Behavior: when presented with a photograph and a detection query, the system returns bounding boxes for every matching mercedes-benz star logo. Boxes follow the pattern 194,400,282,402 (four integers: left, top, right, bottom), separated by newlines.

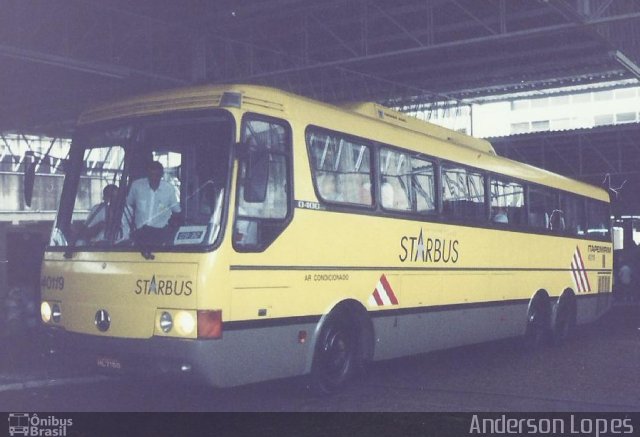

95,309,111,332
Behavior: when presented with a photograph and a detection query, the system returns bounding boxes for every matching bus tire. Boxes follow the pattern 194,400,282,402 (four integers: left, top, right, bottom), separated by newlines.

309,305,362,395
552,292,576,346
524,293,551,350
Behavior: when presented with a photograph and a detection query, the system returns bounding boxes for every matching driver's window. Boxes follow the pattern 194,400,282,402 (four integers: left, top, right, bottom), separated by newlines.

234,117,291,251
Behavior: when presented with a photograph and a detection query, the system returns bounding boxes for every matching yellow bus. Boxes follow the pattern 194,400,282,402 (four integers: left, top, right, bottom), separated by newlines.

39,85,612,392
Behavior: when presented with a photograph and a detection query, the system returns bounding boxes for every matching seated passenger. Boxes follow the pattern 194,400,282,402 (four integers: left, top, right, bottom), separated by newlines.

82,184,118,242
381,182,395,209
394,185,410,210
359,182,372,205
550,210,565,231
319,173,343,202
493,207,508,224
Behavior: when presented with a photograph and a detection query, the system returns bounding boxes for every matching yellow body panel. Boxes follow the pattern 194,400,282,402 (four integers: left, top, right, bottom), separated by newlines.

227,209,611,319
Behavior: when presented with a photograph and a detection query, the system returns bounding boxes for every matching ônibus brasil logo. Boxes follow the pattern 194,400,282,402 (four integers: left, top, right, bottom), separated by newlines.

8,413,73,437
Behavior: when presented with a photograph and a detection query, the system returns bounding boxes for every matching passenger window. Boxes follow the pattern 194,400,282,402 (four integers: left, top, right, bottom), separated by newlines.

234,118,291,251
490,178,525,225
561,194,586,236
586,199,611,240
442,165,485,221
379,147,435,213
307,129,372,206
528,187,558,230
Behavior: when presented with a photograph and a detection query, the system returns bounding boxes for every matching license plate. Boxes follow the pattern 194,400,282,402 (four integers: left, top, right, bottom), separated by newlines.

96,356,122,370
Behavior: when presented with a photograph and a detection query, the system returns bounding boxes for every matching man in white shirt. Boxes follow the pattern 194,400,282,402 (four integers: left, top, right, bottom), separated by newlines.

124,161,181,243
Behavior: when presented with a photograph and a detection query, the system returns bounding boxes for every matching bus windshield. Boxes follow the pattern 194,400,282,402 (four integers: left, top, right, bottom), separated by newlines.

50,110,234,250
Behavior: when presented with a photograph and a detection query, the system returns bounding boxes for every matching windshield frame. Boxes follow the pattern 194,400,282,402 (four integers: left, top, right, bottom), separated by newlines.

49,108,237,254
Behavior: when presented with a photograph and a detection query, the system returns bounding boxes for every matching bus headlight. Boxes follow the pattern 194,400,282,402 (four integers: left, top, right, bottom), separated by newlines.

175,311,196,336
159,311,173,333
155,309,198,338
51,303,62,323
41,302,52,323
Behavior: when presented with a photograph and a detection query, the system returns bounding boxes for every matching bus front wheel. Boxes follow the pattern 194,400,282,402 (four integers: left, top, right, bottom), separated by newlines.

309,306,361,394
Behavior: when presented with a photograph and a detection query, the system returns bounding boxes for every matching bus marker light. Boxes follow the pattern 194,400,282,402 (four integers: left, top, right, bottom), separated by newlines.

298,330,307,344
198,310,223,339
220,92,242,108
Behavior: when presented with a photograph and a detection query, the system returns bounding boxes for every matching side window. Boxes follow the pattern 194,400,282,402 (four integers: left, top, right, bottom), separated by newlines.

412,157,436,213
586,199,611,240
561,194,586,236
442,164,485,221
528,186,558,230
379,147,435,213
307,129,372,206
234,118,291,251
490,178,525,225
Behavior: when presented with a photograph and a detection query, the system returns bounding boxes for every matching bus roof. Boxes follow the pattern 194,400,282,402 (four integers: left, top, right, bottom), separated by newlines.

78,84,609,202
340,102,496,155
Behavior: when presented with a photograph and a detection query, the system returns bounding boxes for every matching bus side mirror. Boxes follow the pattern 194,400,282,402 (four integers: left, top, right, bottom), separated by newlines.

23,151,36,207
237,143,269,203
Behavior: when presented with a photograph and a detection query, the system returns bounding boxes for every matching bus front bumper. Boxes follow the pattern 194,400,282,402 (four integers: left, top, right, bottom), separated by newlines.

43,319,313,387
43,328,226,386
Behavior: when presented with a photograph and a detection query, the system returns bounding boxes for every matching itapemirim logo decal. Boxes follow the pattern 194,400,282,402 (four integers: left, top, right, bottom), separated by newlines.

8,413,73,436
571,246,591,293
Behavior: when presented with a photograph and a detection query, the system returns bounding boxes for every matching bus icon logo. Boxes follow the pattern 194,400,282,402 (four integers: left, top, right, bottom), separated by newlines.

95,309,111,332
8,413,29,436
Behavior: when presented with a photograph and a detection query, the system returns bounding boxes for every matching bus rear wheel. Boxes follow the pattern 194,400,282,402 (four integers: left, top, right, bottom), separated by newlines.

525,297,551,349
552,299,576,346
310,306,361,394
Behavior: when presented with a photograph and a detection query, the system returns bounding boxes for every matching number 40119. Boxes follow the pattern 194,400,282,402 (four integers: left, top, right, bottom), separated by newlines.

41,276,64,290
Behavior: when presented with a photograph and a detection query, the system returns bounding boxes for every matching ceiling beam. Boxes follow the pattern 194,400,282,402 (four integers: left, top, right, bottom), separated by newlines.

0,44,187,84
227,11,640,83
